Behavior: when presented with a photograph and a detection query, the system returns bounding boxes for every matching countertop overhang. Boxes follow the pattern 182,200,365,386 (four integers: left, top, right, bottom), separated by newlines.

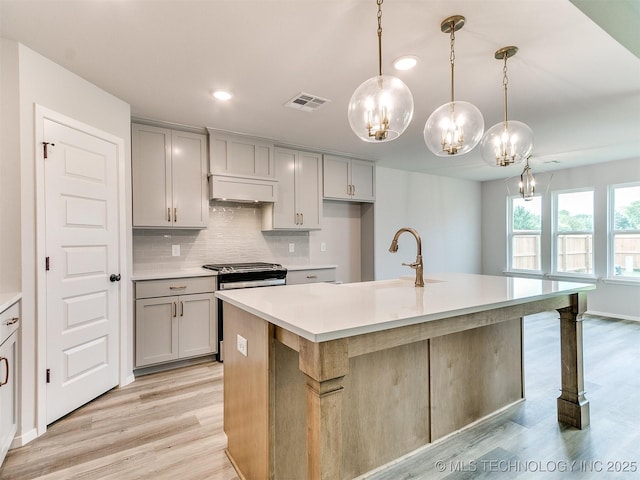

216,272,595,342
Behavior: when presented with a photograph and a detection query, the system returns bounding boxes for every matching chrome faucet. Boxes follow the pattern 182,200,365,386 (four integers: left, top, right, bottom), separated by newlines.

388,227,424,287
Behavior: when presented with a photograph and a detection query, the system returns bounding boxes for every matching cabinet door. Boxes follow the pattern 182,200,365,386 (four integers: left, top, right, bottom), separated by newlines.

351,160,375,202
178,293,217,358
171,130,208,228
135,297,179,367
209,132,274,178
323,155,351,200
132,124,172,227
0,332,17,465
296,152,322,229
273,148,298,228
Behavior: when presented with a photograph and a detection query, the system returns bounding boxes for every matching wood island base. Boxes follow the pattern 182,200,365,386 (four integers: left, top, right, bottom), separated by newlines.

222,291,590,480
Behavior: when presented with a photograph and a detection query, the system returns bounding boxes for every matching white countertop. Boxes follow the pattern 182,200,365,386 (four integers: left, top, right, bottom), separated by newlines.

0,292,22,313
132,268,217,281
216,272,595,342
284,264,337,271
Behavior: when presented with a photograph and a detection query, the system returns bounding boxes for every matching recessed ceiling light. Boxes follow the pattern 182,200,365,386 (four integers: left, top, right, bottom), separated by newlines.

393,56,418,71
213,90,233,101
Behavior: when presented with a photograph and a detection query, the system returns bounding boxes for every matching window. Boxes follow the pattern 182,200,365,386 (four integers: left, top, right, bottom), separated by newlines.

553,189,594,275
509,196,541,271
610,183,640,279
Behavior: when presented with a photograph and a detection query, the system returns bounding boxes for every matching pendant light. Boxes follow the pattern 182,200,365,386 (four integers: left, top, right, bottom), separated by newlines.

480,46,533,167
424,15,484,156
348,0,414,142
519,157,536,200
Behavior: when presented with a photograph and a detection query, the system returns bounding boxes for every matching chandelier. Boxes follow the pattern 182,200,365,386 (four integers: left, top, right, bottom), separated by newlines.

480,46,533,166
519,157,536,200
347,0,414,142
424,15,484,156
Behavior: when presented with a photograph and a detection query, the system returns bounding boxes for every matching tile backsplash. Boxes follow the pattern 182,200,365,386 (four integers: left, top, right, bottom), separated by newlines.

133,201,310,273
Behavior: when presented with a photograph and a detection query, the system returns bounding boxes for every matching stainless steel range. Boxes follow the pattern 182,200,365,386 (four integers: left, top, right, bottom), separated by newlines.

202,262,287,361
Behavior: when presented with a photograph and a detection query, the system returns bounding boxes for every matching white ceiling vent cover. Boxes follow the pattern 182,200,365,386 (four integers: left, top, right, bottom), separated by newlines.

284,92,331,112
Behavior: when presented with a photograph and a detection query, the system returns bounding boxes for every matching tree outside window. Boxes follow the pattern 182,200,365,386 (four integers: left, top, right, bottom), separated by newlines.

611,184,640,278
510,196,541,271
554,190,594,275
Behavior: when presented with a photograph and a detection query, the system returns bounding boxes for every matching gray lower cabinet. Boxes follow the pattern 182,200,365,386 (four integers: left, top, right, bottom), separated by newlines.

286,268,336,285
135,278,217,368
0,300,19,466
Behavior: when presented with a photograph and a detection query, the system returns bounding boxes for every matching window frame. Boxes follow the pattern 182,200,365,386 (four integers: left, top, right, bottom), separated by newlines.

551,188,596,278
507,194,542,274
608,182,640,282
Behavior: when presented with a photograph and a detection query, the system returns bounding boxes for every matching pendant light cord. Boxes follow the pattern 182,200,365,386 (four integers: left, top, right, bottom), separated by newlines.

377,0,383,76
450,20,456,103
502,54,509,125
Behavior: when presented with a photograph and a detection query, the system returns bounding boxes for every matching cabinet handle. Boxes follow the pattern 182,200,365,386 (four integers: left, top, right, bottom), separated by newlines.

4,317,19,326
174,207,177,222
168,207,171,222
348,184,352,195
180,301,184,317
169,285,187,290
306,275,318,279
295,213,299,225
300,213,304,225
172,301,177,317
352,184,355,195
0,357,8,387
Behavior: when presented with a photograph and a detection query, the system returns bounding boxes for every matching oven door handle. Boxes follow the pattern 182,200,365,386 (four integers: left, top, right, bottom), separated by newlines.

219,278,286,290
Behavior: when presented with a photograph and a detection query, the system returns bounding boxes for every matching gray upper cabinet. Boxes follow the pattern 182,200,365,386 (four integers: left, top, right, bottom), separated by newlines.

323,155,375,202
263,147,322,230
208,130,275,178
132,123,208,229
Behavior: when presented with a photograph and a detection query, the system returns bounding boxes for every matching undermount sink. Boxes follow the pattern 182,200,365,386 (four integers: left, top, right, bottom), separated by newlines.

400,276,445,284
343,277,445,288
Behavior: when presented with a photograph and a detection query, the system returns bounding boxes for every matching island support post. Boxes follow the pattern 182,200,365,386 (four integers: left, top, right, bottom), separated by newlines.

556,291,590,429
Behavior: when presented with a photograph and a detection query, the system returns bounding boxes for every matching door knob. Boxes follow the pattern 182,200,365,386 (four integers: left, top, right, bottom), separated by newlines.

110,274,121,282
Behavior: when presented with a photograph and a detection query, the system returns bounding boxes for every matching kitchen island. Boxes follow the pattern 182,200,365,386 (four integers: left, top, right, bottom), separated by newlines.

216,273,594,480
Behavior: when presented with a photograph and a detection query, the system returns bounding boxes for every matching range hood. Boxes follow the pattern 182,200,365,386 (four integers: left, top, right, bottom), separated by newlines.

207,128,278,203
208,173,278,203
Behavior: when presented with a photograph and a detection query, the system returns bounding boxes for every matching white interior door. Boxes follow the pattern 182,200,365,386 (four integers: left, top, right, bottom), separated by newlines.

44,118,120,424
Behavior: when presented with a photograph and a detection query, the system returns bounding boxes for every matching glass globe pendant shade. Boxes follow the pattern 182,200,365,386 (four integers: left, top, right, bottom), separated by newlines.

348,75,414,143
424,100,484,156
480,120,534,167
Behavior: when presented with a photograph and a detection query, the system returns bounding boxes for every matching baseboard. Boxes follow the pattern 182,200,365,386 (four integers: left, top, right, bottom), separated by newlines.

586,310,640,322
121,373,135,387
11,427,38,449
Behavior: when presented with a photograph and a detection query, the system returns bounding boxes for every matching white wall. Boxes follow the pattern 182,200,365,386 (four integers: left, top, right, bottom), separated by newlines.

374,167,482,280
481,157,640,320
0,39,21,292
1,40,131,444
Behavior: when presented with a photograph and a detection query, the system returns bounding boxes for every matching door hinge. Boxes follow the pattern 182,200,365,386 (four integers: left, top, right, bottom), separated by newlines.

45,256,50,271
42,141,55,159
46,369,51,383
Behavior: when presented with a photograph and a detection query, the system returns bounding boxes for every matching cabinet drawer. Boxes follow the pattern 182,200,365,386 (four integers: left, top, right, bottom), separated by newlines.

135,277,217,299
0,302,20,346
286,268,336,285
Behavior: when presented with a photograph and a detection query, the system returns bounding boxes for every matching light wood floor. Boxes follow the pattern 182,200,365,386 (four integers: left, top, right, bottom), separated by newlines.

1,313,638,479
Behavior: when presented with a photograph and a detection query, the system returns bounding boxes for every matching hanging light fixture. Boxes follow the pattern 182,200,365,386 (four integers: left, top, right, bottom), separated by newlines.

480,46,533,167
519,157,536,200
424,15,484,156
348,0,414,142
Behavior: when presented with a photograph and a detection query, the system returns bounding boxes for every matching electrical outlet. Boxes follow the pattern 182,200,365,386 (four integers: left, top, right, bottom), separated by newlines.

237,334,248,357
171,244,180,256
320,242,327,252
288,243,295,253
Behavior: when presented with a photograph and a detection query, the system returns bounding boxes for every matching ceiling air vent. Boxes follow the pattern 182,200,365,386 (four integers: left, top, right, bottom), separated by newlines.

284,92,331,112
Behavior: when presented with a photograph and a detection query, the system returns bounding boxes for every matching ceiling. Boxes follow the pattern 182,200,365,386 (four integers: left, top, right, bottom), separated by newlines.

1,0,639,181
